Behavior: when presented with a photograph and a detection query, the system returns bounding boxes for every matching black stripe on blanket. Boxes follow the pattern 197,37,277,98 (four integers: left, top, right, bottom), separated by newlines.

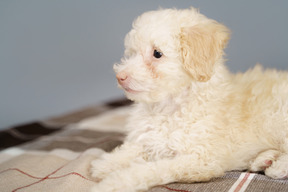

0,122,62,150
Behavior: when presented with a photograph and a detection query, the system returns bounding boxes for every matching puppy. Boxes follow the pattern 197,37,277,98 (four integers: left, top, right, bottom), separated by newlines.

90,8,288,192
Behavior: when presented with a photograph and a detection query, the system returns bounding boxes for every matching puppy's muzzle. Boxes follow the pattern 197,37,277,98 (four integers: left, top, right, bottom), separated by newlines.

116,71,129,87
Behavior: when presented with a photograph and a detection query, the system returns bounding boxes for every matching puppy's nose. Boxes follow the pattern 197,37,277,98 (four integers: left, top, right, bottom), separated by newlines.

116,72,128,83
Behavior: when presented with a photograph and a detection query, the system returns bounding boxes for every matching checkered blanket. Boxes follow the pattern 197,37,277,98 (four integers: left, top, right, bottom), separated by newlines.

1,99,288,192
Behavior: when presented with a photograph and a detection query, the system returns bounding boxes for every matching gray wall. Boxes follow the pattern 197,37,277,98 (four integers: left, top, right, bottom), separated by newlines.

1,0,287,129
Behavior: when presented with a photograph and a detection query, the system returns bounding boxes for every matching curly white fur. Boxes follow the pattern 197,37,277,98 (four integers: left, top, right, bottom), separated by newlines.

90,8,288,192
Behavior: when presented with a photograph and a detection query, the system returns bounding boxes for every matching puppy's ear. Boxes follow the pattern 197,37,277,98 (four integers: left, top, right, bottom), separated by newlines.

180,21,230,82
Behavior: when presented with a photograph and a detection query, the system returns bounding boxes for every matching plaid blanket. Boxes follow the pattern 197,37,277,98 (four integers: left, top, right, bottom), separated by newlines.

1,99,288,192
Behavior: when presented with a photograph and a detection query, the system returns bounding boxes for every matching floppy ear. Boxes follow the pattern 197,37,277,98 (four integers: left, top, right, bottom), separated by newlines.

180,21,230,82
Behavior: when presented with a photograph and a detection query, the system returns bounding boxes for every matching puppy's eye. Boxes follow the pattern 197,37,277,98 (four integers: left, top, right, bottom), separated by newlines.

153,50,163,59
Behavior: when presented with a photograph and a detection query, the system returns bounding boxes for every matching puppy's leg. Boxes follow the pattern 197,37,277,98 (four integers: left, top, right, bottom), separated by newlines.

91,154,225,192
265,153,288,179
249,149,281,172
90,143,144,181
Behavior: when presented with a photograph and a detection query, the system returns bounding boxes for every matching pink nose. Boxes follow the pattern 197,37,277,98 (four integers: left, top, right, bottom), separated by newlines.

116,72,128,84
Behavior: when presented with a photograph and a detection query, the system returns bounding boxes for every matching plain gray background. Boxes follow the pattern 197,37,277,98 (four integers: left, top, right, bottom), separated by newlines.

0,0,287,130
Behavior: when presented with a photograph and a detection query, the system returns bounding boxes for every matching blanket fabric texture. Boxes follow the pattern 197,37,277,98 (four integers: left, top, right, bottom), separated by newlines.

1,99,288,192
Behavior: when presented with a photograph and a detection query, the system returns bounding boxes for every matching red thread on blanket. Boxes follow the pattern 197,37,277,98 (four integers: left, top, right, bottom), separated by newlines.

12,176,48,192
10,168,93,191
0,168,42,179
13,165,61,191
0,167,92,182
160,185,191,192
49,172,93,181
4,152,94,192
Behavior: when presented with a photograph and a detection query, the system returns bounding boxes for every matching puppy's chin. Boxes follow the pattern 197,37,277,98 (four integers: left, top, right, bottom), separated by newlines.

124,90,151,103
123,89,169,104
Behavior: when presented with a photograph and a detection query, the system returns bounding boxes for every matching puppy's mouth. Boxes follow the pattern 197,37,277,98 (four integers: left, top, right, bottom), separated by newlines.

123,86,143,94
118,83,143,94
124,87,142,94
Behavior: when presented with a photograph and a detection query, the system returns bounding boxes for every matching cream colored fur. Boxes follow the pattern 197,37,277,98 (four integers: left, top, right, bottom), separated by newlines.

90,8,288,192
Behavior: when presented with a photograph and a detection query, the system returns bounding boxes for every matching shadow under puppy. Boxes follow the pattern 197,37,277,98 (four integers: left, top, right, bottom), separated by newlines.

90,7,288,192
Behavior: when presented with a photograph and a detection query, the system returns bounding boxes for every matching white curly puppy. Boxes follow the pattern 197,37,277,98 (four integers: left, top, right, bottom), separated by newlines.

91,8,288,192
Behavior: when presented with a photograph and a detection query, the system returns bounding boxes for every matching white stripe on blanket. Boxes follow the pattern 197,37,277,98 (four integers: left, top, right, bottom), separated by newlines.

229,172,256,192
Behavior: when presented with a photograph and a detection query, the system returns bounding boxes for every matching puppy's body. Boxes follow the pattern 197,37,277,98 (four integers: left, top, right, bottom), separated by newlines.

91,8,288,192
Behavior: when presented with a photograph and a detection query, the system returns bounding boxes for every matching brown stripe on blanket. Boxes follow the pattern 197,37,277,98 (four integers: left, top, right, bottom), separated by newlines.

45,98,132,127
246,174,288,192
19,129,125,152
149,172,288,192
150,171,242,192
1,98,131,151
39,138,123,152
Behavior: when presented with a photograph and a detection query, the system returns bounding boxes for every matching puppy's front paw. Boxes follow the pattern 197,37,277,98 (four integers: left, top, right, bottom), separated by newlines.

265,154,288,179
90,159,113,181
249,150,280,172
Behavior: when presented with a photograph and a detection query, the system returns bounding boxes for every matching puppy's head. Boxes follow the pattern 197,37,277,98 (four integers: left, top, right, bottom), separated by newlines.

114,8,230,103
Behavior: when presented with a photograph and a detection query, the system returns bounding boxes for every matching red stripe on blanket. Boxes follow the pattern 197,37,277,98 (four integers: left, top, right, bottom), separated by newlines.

233,172,250,192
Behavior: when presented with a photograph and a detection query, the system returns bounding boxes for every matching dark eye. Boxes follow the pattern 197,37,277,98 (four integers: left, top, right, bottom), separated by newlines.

153,50,163,59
